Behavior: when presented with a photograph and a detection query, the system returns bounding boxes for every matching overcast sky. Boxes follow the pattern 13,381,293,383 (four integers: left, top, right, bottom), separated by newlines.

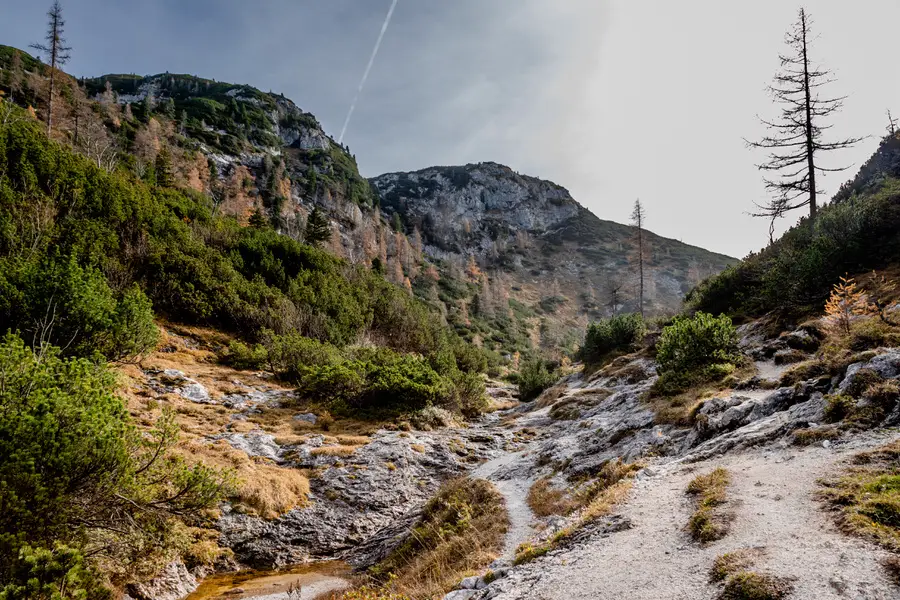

2,0,898,258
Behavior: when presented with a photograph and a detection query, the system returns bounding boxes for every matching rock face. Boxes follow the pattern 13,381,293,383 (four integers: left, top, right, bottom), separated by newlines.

373,163,579,256
218,428,507,569
127,561,198,600
370,163,736,316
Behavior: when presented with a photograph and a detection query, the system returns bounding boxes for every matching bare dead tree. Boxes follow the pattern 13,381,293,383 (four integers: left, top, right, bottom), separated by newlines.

631,199,646,317
887,109,897,137
78,113,119,172
31,1,72,135
747,8,861,241
0,93,23,128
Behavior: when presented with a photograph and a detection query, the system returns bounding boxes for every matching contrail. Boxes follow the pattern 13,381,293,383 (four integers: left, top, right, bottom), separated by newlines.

337,0,399,145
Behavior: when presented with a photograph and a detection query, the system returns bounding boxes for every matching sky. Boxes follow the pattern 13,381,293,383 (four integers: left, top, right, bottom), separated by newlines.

2,0,899,259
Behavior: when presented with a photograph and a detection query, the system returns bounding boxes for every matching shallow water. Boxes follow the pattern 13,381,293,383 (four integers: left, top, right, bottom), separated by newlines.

184,561,351,600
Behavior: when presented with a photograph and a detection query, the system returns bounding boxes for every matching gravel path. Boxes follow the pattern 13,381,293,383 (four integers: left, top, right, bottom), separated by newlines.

492,433,899,600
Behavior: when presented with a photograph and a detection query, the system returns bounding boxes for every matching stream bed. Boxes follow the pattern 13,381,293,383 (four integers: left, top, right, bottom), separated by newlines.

184,562,351,600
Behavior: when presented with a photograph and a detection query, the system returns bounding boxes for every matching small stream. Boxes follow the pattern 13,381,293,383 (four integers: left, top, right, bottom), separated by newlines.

184,562,351,600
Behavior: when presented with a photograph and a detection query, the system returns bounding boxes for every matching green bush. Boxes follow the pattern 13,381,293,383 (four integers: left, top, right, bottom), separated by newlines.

518,357,558,402
226,339,268,370
260,330,343,380
299,348,455,418
0,333,232,595
0,544,110,600
453,371,489,417
581,313,646,364
0,256,158,362
656,312,739,374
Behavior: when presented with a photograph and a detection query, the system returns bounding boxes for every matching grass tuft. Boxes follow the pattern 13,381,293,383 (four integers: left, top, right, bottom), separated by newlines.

820,440,900,553
792,426,840,446
367,478,508,599
514,462,638,565
717,572,793,600
687,468,732,543
710,548,763,583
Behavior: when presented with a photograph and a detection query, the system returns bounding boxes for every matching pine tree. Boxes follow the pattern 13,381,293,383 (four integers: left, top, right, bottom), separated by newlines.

748,8,861,239
155,148,174,188
31,0,71,134
160,97,176,119
631,199,647,317
248,207,268,228
304,207,331,248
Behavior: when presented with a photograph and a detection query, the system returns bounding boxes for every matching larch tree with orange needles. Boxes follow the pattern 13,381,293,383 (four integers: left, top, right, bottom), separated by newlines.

824,276,874,336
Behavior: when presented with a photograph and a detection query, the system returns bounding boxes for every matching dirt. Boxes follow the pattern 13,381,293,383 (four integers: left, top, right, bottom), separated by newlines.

492,432,900,600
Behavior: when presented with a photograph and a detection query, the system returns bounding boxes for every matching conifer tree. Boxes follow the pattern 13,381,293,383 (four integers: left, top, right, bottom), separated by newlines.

31,0,71,134
631,199,647,317
305,207,331,248
748,8,861,239
155,147,174,188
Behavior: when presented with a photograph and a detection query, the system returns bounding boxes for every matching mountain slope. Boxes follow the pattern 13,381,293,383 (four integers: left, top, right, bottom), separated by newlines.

689,133,900,322
0,43,735,357
372,163,736,321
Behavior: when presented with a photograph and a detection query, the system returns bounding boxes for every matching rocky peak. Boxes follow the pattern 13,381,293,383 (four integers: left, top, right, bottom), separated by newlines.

372,162,578,256
371,162,736,317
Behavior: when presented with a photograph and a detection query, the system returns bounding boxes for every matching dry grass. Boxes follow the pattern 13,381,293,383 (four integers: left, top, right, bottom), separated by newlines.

527,459,641,519
534,384,567,409
820,440,900,553
331,589,411,600
515,460,640,565
410,444,426,453
792,425,841,446
548,397,581,420
527,478,576,517
710,548,765,583
687,468,732,543
114,326,311,521
515,480,633,565
717,572,793,600
484,398,520,413
335,435,372,446
369,478,508,600
177,439,309,519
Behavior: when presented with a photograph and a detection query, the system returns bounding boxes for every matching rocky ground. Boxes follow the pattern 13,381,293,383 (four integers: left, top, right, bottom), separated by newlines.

130,323,900,600
440,325,900,600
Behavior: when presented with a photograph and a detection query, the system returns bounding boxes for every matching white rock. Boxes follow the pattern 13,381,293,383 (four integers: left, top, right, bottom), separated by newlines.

444,591,478,600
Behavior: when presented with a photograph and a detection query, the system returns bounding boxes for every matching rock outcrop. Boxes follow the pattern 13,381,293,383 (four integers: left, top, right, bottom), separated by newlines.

370,163,736,317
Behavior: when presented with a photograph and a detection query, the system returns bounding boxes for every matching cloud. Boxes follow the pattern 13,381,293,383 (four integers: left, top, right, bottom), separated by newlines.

3,0,899,258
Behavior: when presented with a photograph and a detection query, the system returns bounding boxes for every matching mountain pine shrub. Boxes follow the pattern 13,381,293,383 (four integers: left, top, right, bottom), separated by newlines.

580,313,646,365
653,312,740,396
0,333,232,596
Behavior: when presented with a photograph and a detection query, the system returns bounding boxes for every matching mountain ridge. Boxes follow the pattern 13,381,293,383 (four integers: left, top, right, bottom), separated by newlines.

0,43,735,354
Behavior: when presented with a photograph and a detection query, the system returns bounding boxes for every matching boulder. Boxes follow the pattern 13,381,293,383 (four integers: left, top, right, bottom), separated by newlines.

127,561,198,600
